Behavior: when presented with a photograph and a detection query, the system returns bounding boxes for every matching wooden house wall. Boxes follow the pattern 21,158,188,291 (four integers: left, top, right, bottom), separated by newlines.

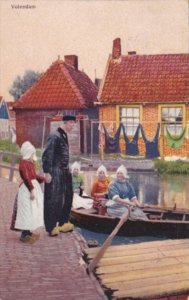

82,107,99,154
15,110,54,148
0,119,10,139
99,105,189,158
15,110,80,154
15,108,98,155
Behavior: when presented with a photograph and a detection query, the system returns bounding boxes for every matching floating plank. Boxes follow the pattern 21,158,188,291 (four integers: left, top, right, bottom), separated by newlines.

84,239,189,256
105,273,189,292
99,263,189,284
114,280,189,299
86,241,189,260
91,248,189,267
96,254,189,275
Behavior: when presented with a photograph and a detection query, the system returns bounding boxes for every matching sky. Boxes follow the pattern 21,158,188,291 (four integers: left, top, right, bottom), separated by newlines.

0,0,189,101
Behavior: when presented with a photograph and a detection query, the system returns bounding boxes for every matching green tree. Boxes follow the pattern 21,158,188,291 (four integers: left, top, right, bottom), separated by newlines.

9,70,42,100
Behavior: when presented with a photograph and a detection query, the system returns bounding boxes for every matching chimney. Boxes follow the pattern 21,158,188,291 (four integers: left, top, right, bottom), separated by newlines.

112,38,121,59
128,51,136,55
95,78,101,88
64,55,78,70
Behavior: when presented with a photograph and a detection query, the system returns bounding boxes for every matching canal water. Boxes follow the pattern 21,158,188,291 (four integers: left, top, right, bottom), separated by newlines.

79,171,189,246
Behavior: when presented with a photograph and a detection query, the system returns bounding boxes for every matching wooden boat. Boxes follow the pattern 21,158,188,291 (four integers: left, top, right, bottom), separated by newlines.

71,206,189,238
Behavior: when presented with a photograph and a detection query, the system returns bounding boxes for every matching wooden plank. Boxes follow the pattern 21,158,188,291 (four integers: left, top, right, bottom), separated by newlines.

87,239,189,299
86,241,189,259
90,248,189,267
107,273,189,294
84,239,189,255
99,264,189,284
114,280,189,299
96,254,189,275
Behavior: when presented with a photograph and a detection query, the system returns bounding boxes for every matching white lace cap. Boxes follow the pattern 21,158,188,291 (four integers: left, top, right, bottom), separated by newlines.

20,141,37,161
71,161,81,173
116,164,129,178
96,164,108,177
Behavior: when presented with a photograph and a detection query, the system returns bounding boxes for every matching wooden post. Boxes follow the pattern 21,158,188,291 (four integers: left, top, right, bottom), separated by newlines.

161,123,164,159
9,153,19,182
41,116,47,152
90,121,93,161
83,118,87,155
99,132,104,161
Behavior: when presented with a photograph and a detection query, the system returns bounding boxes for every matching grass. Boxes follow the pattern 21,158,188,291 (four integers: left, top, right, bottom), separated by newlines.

154,159,189,175
0,139,20,163
0,139,43,165
0,139,20,153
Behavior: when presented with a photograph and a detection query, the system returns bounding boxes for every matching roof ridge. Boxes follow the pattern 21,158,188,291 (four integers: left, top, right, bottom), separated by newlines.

121,53,189,58
59,61,85,107
98,54,112,101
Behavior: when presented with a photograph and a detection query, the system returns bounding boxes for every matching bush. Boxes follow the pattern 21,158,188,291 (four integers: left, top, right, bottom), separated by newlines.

154,159,189,174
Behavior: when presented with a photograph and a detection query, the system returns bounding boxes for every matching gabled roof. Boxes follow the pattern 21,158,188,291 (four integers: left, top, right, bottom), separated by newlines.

13,59,98,110
0,98,9,119
7,102,15,119
98,52,189,104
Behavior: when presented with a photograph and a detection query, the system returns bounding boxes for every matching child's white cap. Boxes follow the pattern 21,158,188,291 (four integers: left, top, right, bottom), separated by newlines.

71,161,81,173
20,141,37,161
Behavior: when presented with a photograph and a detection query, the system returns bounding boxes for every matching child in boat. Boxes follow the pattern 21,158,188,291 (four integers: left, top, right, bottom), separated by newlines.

91,165,110,214
71,161,93,209
14,141,45,243
106,165,147,220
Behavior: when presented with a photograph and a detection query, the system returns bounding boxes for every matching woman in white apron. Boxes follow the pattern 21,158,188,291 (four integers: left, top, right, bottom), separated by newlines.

15,141,44,243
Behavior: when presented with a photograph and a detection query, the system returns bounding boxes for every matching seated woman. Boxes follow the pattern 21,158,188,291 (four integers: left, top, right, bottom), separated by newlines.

106,165,148,220
71,161,93,209
91,165,110,214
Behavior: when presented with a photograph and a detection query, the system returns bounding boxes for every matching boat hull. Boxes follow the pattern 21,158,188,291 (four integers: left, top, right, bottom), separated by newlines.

71,208,189,238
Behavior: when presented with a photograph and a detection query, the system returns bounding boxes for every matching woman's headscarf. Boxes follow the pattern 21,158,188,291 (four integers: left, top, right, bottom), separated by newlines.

96,164,108,177
116,164,129,178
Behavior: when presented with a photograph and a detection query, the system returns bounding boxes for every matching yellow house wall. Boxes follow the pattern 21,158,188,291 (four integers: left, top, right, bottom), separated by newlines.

99,104,189,158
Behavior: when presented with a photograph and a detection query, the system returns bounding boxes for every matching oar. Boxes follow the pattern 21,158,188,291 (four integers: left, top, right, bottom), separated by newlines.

87,208,130,273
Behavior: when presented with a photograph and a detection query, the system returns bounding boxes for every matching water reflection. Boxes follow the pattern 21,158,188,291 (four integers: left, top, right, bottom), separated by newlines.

76,226,167,246
83,171,189,210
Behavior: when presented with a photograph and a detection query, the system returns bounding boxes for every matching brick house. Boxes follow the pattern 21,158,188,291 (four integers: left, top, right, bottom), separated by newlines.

97,38,189,158
13,56,98,154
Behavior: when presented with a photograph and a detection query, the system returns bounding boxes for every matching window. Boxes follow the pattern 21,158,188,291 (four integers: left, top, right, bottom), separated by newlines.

161,106,183,135
119,107,140,136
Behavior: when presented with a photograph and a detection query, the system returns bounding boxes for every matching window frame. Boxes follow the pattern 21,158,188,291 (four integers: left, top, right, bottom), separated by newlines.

116,105,142,137
158,104,185,136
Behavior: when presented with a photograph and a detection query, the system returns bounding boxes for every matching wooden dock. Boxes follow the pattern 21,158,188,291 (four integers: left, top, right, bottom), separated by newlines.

84,239,189,299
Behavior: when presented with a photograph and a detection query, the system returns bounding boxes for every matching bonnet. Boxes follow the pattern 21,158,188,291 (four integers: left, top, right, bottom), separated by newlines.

20,141,37,161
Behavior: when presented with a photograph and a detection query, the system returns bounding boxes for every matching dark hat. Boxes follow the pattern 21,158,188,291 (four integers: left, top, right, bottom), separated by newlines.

62,115,76,121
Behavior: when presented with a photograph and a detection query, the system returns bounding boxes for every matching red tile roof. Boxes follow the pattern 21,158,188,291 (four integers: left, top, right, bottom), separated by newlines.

98,53,189,104
13,60,98,109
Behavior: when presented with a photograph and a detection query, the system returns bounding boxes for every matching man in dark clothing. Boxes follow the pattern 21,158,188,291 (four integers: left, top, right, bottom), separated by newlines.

42,115,76,236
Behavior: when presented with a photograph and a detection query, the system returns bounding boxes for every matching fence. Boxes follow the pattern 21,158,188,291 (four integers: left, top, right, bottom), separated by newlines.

0,151,20,181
